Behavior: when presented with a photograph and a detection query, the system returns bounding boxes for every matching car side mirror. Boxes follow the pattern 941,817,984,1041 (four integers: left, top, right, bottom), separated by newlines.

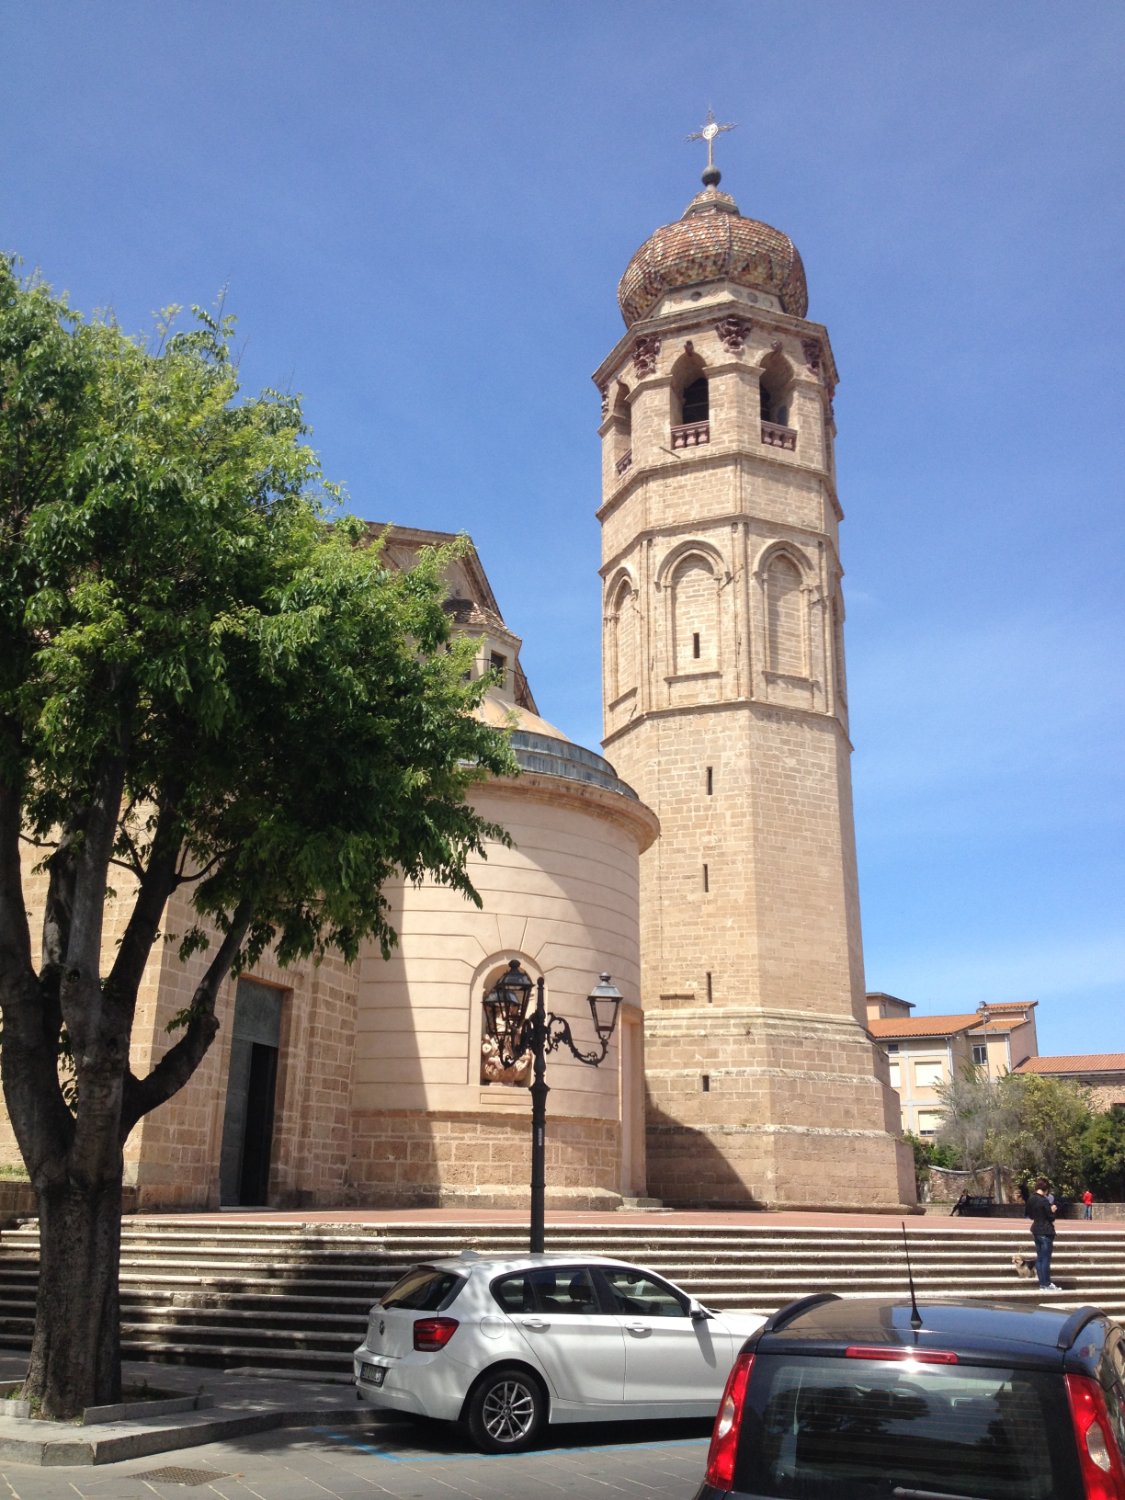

688,1299,712,1321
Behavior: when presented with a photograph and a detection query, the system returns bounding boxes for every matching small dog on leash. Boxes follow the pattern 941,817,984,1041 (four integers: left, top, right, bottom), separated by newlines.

1012,1253,1035,1279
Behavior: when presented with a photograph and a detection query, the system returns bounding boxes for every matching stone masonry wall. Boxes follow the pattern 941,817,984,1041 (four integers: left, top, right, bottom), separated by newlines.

347,1108,620,1209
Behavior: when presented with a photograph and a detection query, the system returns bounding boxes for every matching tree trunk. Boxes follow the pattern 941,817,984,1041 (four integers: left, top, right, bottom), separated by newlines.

22,1171,123,1418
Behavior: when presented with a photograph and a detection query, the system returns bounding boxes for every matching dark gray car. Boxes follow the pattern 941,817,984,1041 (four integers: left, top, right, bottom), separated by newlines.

694,1293,1125,1499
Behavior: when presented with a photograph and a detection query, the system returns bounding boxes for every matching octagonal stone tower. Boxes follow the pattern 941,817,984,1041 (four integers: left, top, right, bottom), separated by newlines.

594,160,914,1209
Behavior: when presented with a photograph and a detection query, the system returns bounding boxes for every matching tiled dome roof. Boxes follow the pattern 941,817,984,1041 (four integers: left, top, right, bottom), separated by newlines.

618,179,807,326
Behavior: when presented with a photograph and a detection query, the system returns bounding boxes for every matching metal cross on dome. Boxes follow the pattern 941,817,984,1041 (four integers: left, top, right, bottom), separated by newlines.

686,108,737,170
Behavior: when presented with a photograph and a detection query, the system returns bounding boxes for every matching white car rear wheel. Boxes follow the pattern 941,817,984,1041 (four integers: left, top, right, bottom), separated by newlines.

466,1366,546,1453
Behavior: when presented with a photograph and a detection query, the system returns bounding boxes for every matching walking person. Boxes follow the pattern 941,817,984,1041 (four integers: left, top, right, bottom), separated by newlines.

1083,1188,1094,1221
1027,1177,1060,1291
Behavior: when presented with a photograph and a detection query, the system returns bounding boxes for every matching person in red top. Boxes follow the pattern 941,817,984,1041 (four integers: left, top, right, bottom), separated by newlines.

1083,1188,1094,1220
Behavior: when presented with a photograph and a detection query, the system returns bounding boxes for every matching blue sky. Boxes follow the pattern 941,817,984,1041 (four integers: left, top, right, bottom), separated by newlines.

5,1,1122,1057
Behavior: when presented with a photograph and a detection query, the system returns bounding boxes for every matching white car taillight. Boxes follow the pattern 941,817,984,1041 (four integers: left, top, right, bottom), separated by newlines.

413,1317,459,1352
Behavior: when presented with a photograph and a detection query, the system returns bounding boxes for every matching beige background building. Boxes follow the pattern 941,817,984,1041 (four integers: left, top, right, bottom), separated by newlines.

867,994,1039,1136
1014,1054,1125,1112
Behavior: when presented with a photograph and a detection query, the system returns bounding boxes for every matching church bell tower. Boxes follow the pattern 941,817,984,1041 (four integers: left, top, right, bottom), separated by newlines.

594,123,914,1209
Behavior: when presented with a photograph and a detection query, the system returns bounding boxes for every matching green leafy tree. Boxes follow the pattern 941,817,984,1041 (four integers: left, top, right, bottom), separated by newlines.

0,258,516,1417
1078,1104,1125,1202
988,1074,1093,1193
937,1063,1093,1193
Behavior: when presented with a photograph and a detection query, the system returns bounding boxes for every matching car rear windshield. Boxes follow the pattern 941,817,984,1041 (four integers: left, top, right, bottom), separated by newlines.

379,1267,464,1313
734,1353,1082,1499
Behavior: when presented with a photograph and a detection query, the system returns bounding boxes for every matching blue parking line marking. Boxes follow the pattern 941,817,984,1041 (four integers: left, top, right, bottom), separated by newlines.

315,1426,708,1462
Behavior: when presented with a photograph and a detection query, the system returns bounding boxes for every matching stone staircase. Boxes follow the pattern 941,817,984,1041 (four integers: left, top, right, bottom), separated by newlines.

0,1217,1121,1376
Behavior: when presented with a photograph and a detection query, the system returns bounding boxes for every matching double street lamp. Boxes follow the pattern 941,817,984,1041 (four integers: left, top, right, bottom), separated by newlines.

482,960,622,1254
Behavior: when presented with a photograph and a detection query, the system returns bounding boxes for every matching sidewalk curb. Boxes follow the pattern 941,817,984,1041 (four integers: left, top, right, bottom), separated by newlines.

0,1400,370,1467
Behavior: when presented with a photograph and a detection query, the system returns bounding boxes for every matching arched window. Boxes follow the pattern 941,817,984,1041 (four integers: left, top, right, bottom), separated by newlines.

670,553,719,675
759,350,794,430
609,577,637,701
670,351,710,447
765,554,805,676
611,382,633,475
681,376,709,425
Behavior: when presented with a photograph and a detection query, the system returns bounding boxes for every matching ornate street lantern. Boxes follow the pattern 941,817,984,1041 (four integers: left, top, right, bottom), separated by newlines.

480,960,624,1252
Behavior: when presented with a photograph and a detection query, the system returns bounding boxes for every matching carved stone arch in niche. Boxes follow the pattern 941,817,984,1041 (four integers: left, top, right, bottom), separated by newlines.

755,543,811,679
606,568,639,703
659,544,722,677
656,537,726,589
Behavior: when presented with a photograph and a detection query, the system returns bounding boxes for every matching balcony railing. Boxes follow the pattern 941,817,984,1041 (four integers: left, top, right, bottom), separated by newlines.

761,421,797,451
671,420,710,450
615,449,633,476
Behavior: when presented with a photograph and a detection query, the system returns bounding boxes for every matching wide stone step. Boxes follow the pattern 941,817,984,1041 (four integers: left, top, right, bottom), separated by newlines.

1,1217,1121,1376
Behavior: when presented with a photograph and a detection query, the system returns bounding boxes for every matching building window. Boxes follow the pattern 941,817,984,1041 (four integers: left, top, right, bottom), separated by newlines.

914,1060,943,1088
972,1044,988,1068
917,1110,944,1137
681,376,709,425
759,349,794,428
886,1043,899,1054
888,1062,901,1089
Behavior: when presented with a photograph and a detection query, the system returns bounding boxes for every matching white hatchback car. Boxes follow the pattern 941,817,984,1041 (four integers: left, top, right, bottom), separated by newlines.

353,1251,765,1452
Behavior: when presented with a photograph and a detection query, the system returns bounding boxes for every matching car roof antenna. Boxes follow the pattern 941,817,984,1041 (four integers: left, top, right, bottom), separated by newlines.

901,1221,923,1331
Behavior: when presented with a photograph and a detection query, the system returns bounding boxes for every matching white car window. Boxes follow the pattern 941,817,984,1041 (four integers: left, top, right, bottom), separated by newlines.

491,1273,535,1314
599,1268,687,1318
518,1265,599,1315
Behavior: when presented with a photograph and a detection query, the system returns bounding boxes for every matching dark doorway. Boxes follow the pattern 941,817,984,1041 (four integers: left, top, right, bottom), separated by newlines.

219,980,283,1206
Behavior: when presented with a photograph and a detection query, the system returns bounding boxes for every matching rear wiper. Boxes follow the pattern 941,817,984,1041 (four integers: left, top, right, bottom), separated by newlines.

893,1490,991,1499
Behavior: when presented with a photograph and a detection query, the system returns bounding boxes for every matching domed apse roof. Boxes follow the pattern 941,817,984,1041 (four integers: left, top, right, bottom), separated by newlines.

618,166,808,327
476,700,641,799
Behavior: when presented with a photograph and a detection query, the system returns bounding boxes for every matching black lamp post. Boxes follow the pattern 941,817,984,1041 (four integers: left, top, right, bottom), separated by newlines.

482,960,622,1254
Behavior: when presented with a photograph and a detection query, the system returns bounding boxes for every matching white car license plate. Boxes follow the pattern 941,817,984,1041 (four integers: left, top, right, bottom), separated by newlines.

361,1362,385,1387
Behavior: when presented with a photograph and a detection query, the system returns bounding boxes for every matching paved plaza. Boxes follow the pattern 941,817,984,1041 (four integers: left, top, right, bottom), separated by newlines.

0,1411,711,1499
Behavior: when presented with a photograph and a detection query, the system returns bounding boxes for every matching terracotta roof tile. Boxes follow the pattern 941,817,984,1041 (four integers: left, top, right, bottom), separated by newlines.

1014,1054,1125,1075
868,1015,978,1039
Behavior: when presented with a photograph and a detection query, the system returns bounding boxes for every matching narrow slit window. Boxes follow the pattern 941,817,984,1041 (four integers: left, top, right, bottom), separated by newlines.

706,766,713,795
706,971,713,1003
692,632,701,659
702,864,709,892
701,1074,711,1093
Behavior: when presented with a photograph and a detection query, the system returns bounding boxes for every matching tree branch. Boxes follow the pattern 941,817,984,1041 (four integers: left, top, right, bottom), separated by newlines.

120,895,254,1134
105,795,185,1021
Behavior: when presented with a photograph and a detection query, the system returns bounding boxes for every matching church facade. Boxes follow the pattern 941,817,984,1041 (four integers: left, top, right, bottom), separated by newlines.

1,154,914,1214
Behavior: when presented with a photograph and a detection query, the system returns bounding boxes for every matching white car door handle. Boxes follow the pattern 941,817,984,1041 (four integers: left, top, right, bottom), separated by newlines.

625,1323,650,1336
519,1317,549,1331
